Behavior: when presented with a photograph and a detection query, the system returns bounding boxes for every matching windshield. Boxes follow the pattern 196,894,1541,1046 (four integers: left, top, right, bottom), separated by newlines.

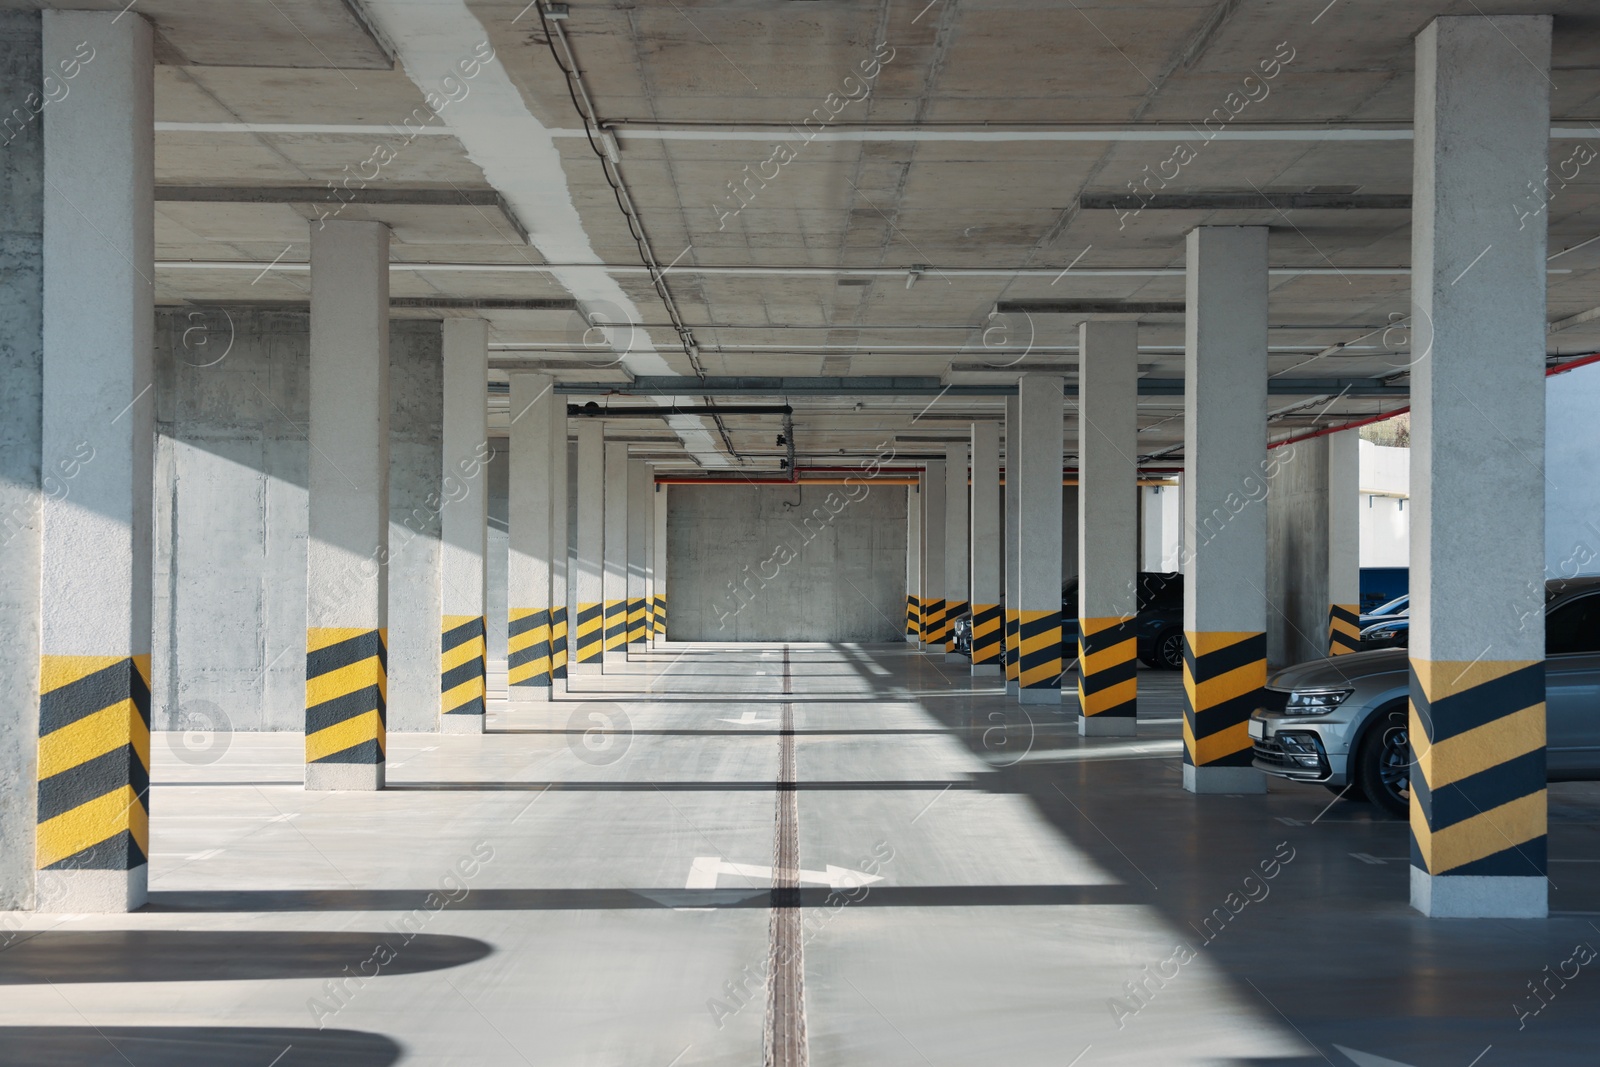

1368,595,1408,616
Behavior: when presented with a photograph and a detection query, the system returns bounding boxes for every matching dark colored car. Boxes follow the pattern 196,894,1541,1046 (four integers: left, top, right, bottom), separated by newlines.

1359,613,1409,649
1360,593,1409,629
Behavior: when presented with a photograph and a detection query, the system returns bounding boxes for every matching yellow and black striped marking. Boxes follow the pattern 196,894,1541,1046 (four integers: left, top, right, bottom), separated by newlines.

508,608,552,688
652,594,667,635
37,655,150,871
575,601,605,663
920,598,947,646
970,603,1003,665
626,597,648,645
1411,659,1545,879
603,599,627,652
905,594,921,636
441,615,486,717
306,628,386,766
550,606,569,679
644,595,657,634
1018,609,1063,690
1328,603,1361,656
943,600,969,653
1182,631,1264,768
1005,609,1020,682
1078,616,1137,720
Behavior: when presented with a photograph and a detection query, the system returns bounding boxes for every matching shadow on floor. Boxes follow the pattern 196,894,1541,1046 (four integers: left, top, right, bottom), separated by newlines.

0,1027,401,1067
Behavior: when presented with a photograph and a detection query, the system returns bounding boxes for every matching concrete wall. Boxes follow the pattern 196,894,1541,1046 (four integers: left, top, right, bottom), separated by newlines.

1266,437,1330,668
668,482,906,641
486,438,508,697
152,309,443,731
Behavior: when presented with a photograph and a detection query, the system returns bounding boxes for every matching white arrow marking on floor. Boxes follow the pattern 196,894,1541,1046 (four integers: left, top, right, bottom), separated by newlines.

1334,1046,1421,1067
717,711,776,725
686,857,883,890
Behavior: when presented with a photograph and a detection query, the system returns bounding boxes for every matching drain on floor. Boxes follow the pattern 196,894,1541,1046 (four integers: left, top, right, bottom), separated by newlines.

764,644,807,1066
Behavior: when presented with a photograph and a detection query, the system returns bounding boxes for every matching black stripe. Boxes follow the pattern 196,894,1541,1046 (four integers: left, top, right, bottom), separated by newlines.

1079,620,1137,655
39,660,137,737
310,738,383,765
38,744,148,823
441,658,485,692
1416,834,1547,878
971,604,1004,626
1329,604,1360,626
1019,611,1064,639
1181,633,1265,681
306,631,384,680
576,604,604,624
507,641,552,670
1413,663,1544,745
444,696,486,717
43,828,146,871
1085,696,1138,718
1415,747,1545,830
442,616,485,651
1185,690,1260,734
306,686,385,735
1018,646,1062,673
508,610,549,639
1080,656,1137,694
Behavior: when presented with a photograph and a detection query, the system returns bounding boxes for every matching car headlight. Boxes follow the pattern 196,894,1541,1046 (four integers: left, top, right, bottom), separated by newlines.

1364,628,1398,640
1284,688,1353,714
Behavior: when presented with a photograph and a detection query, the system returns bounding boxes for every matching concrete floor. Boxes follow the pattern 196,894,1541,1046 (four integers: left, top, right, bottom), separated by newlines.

4,643,1599,1066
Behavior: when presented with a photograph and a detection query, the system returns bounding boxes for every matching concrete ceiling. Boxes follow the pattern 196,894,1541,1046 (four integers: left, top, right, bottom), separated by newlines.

40,0,1600,469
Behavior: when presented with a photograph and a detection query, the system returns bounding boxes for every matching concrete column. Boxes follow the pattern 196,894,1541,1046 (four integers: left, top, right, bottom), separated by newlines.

603,440,629,666
1409,15,1551,919
970,423,1002,674
1327,431,1361,656
438,320,488,733
1004,397,1021,695
305,221,389,791
904,482,922,643
1078,321,1139,735
572,422,604,671
1017,376,1064,704
944,443,971,660
31,11,153,910
919,460,946,650
549,412,569,687
507,373,554,703
1182,226,1269,794
386,322,443,732
626,461,650,650
652,482,669,642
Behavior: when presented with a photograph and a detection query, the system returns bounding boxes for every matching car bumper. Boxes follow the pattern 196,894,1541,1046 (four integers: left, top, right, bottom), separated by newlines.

1248,708,1355,786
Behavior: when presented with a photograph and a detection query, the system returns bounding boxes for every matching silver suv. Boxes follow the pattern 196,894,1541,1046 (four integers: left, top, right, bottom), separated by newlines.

1249,577,1600,816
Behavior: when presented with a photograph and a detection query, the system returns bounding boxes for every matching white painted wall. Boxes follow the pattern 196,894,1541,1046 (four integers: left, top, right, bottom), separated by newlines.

1359,440,1410,568
1547,360,1600,579
1140,482,1183,571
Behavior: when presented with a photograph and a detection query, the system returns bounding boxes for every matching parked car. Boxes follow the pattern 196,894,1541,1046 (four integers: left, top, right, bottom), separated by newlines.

949,582,1074,657
950,572,1183,670
1359,613,1408,649
1360,593,1409,629
1250,577,1600,817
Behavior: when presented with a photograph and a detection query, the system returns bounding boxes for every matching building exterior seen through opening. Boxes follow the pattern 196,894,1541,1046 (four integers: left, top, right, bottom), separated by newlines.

2,2,1600,1064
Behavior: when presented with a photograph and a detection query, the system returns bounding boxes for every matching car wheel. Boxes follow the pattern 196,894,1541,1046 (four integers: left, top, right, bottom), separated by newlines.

1156,631,1184,671
1357,706,1410,818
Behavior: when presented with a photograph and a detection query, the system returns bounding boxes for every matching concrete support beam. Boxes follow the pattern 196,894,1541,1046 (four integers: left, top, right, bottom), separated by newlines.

970,424,1002,675
603,441,629,667
507,373,554,703
1004,397,1021,696
1182,226,1269,794
1077,321,1139,736
626,460,650,650
920,460,947,651
944,442,970,662
386,323,443,732
1409,15,1551,919
905,481,922,643
439,320,489,732
33,11,154,909
550,415,569,686
306,219,389,792
1017,375,1064,705
652,482,668,642
1327,431,1361,657
572,423,603,672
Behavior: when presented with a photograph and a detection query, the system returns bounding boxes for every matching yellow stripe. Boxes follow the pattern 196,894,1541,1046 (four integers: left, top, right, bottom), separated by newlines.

1191,720,1252,765
1080,677,1137,715
1411,788,1547,874
40,654,128,696
1080,636,1135,675
442,636,485,672
1416,702,1546,790
507,661,547,684
1020,660,1061,687
507,624,549,655
1019,629,1059,656
38,700,146,779
1414,657,1540,703
306,709,385,763
1186,630,1261,657
36,784,147,870
307,657,386,708
442,676,485,708
1186,657,1267,712
308,627,372,654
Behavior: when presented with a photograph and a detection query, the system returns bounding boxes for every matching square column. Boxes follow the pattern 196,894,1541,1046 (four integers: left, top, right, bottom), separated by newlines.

550,413,570,686
306,220,390,791
1182,226,1269,794
507,373,554,703
572,422,604,672
1004,397,1021,695
1017,375,1064,705
944,442,970,661
602,440,629,667
439,319,489,733
652,483,668,642
35,10,154,909
970,423,1002,675
1327,431,1361,656
1077,321,1139,736
919,460,946,650
1409,15,1551,919
905,481,922,643
626,460,650,650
